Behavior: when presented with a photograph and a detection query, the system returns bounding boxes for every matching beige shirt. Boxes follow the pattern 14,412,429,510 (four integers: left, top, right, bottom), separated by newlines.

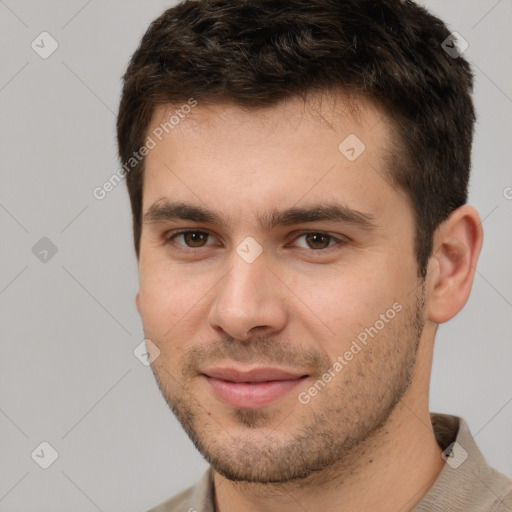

148,414,512,512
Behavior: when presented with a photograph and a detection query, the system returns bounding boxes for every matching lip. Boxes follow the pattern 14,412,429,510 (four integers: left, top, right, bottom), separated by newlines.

203,367,309,408
204,367,307,383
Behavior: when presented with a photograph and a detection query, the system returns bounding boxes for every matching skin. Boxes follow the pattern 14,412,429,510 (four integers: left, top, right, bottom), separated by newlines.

136,92,483,512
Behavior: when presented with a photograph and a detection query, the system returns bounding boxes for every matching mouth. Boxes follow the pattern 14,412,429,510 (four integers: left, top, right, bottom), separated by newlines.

202,367,309,408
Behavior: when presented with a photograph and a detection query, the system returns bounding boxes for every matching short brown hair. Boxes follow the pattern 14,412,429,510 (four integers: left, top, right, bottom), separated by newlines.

117,0,475,278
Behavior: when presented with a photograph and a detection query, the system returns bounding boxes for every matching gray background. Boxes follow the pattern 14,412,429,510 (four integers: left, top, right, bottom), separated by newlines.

0,1,510,511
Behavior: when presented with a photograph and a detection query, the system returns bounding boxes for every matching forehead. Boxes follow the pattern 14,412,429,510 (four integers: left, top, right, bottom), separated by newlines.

148,92,386,146
141,93,408,225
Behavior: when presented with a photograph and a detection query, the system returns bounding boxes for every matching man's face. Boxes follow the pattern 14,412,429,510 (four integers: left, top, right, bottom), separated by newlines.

137,94,427,483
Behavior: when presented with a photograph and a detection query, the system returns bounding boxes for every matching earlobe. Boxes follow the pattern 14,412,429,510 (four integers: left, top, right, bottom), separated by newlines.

426,205,483,324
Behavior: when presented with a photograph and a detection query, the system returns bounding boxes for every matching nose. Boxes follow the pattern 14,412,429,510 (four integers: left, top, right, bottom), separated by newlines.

207,249,288,341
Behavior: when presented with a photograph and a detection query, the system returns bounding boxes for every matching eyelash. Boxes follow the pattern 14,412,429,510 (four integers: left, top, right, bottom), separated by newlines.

164,229,348,253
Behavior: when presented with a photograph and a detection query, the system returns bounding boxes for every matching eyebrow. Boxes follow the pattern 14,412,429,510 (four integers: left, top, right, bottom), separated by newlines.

143,200,377,231
143,201,227,227
260,204,376,231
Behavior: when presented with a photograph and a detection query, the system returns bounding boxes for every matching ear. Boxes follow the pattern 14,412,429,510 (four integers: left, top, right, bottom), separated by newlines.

425,205,483,324
135,291,142,316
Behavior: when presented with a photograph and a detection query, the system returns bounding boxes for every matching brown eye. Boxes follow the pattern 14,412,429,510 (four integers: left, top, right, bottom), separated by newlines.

304,232,332,249
172,230,210,247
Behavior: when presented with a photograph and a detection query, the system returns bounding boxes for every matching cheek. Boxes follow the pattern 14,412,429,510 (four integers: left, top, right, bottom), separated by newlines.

137,259,215,344
137,264,183,332
289,263,405,349
137,281,191,367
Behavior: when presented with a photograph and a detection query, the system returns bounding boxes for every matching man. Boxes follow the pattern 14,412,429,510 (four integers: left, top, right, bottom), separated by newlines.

116,0,512,510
